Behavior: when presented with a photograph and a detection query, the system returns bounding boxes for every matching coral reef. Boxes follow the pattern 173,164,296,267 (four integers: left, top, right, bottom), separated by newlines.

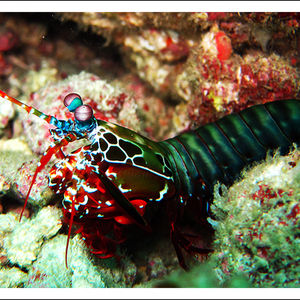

25,235,136,288
60,14,300,89
60,12,300,135
3,206,62,268
119,73,174,140
209,149,300,287
0,12,299,288
170,26,299,132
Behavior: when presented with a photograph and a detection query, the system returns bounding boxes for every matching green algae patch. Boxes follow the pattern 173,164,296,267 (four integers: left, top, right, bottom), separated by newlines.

154,261,251,288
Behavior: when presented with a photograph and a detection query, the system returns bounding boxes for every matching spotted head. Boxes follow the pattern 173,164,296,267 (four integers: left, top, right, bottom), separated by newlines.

49,92,177,227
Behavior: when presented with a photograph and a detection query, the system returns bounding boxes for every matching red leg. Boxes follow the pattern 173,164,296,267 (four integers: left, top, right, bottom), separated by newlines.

19,132,79,221
170,222,213,270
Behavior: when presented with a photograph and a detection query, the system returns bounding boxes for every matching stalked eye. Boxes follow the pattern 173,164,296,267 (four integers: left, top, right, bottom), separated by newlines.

64,93,83,112
74,105,94,122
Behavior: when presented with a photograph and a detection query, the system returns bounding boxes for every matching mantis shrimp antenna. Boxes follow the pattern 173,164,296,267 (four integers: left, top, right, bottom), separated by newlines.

0,90,82,221
0,90,55,124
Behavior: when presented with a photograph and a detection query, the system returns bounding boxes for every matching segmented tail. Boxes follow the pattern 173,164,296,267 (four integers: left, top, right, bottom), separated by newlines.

161,99,300,201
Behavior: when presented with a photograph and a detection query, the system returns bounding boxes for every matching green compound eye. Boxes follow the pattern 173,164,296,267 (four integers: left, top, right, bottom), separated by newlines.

64,93,83,112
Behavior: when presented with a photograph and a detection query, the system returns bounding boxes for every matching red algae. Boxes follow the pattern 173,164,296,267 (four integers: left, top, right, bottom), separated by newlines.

215,31,232,61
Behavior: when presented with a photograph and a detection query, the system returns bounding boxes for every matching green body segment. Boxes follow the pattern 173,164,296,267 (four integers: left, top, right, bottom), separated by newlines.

264,100,300,143
94,119,174,180
160,99,300,199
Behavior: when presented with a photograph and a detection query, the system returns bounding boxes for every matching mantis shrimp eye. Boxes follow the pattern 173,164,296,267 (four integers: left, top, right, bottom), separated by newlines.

64,93,83,112
74,104,94,122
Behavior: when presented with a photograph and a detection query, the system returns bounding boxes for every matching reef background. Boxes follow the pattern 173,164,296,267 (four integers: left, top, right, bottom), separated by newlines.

0,12,299,288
